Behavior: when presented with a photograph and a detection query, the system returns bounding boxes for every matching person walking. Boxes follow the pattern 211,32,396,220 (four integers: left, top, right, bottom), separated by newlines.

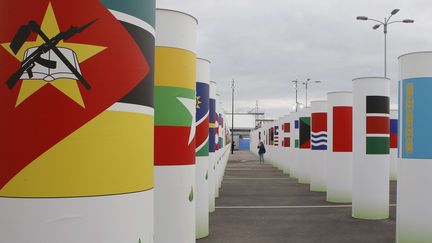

257,141,266,164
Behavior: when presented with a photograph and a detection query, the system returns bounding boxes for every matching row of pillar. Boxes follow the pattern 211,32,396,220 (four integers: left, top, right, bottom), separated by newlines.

251,52,432,242
0,3,230,243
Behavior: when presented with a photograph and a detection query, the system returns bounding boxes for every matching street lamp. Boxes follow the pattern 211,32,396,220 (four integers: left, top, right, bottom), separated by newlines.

356,9,414,78
302,78,321,107
292,80,300,112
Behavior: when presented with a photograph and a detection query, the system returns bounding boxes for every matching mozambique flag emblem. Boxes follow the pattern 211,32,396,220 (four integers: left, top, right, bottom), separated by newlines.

366,96,390,154
0,1,150,194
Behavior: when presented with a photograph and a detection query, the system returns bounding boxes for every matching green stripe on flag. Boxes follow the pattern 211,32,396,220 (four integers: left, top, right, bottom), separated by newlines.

155,86,195,126
100,0,155,27
196,142,209,157
295,139,299,148
366,137,389,154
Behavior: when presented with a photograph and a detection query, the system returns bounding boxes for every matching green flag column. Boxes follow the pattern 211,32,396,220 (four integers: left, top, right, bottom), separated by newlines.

326,91,353,203
154,9,198,243
195,58,210,239
0,1,155,242
352,77,390,220
397,52,432,242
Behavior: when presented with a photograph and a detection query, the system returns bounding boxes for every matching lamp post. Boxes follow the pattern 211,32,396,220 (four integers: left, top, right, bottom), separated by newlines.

302,78,321,107
356,9,414,78
231,78,235,154
292,80,300,112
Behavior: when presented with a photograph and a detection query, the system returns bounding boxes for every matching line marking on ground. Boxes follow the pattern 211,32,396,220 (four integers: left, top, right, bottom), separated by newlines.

224,177,291,180
216,204,397,209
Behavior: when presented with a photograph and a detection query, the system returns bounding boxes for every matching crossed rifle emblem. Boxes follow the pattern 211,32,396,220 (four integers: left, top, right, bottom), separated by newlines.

6,19,97,90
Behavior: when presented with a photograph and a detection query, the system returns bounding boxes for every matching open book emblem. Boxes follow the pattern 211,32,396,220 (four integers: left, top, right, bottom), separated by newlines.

20,47,81,82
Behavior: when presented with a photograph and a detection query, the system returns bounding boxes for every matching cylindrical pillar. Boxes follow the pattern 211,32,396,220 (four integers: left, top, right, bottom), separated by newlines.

0,1,155,242
208,80,217,212
310,101,328,192
352,77,390,220
155,9,197,242
281,115,292,174
298,107,312,184
215,93,221,198
390,109,398,181
291,112,300,179
195,58,210,238
397,51,432,242
326,91,353,203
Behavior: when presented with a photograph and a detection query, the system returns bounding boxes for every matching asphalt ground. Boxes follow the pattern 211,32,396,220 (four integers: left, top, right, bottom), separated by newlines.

198,151,396,243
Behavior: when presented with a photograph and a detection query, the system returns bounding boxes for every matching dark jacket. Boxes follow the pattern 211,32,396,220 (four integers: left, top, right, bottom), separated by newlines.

258,143,266,154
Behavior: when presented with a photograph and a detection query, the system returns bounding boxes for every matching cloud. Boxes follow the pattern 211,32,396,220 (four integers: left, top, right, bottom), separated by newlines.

156,0,431,120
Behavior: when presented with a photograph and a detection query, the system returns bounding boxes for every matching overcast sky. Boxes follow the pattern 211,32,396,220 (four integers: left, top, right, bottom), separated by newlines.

156,0,432,125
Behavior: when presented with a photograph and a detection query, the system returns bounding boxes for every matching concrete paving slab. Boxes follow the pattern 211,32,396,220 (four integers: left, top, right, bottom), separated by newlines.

198,151,397,243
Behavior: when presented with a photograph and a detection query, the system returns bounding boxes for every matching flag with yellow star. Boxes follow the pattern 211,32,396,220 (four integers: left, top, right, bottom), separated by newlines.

0,1,154,197
196,81,209,157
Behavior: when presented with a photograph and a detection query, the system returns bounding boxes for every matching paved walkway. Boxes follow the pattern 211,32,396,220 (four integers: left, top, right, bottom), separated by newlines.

198,151,396,243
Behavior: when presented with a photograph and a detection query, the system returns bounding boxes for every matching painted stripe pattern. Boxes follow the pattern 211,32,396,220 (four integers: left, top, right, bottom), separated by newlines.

209,99,216,152
295,120,299,148
390,119,398,149
196,82,209,156
274,126,279,146
366,96,390,155
333,107,352,152
155,47,196,165
311,112,327,150
300,117,311,149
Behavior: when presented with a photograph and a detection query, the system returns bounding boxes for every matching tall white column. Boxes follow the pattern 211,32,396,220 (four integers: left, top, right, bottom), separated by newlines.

352,77,390,220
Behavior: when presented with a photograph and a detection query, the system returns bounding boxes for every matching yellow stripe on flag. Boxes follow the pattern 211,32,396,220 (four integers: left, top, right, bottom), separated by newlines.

0,111,154,198
209,123,215,128
155,47,196,89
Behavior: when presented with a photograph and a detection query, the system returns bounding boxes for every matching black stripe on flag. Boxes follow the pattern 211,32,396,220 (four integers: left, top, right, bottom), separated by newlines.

366,96,389,114
118,21,155,108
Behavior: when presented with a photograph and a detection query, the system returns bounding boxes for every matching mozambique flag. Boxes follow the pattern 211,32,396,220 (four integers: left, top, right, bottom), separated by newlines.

155,46,196,165
195,82,209,156
0,1,153,197
299,117,311,149
366,96,390,155
333,106,352,152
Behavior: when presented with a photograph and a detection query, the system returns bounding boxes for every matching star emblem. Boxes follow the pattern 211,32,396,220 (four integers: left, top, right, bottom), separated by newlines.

1,3,106,107
196,95,202,109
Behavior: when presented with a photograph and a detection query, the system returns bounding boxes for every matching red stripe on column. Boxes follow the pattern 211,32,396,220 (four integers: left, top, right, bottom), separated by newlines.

333,106,352,152
155,126,195,166
366,116,389,134
390,133,398,148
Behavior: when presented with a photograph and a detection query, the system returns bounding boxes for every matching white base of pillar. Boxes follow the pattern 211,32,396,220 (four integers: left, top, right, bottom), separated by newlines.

0,190,154,243
155,165,195,243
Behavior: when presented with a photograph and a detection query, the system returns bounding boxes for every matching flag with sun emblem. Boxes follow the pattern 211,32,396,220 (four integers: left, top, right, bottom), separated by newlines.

0,0,154,198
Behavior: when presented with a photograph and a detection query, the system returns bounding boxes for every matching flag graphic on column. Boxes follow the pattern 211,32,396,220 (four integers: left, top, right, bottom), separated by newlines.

366,96,390,155
0,1,153,197
333,106,352,152
390,119,398,149
311,113,327,150
214,113,219,151
219,113,224,147
283,122,290,148
299,117,311,149
274,126,279,146
196,82,209,156
295,120,299,148
209,99,216,153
